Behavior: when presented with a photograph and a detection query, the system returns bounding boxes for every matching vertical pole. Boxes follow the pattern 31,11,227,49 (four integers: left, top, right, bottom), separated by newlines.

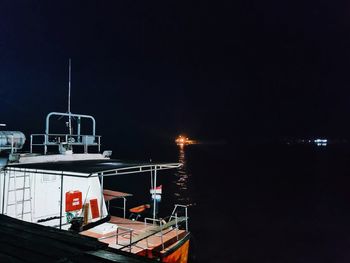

153,167,157,220
30,135,33,153
185,206,188,232
100,174,104,218
150,165,153,192
77,116,81,143
68,58,72,137
10,135,14,154
6,170,11,215
2,170,6,214
129,231,132,252
59,172,63,230
176,213,179,240
98,136,100,153
84,137,87,153
13,169,17,217
44,135,47,155
123,197,126,218
21,169,26,220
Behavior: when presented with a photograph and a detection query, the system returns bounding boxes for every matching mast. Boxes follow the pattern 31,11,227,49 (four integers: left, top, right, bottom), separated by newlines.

68,58,72,136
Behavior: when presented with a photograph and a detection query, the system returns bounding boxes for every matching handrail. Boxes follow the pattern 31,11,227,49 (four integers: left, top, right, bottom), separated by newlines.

30,133,101,154
117,216,187,251
97,163,181,177
115,226,133,252
45,112,96,138
169,204,189,232
0,133,25,154
98,225,138,252
144,217,165,249
29,112,99,154
144,217,163,226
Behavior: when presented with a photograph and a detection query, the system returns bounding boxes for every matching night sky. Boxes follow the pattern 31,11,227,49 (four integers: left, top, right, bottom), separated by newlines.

4,2,350,262
2,1,350,144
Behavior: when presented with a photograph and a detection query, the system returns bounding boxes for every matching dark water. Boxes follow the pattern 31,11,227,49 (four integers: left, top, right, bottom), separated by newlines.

106,142,350,263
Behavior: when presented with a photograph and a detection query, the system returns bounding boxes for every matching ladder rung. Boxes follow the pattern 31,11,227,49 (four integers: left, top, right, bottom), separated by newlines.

9,175,30,179
7,199,31,206
8,187,31,192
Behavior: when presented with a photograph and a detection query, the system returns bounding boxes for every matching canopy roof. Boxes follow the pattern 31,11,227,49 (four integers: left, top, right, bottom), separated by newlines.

6,159,181,177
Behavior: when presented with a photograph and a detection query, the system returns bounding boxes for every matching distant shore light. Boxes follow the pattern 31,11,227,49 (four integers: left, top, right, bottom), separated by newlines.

314,138,328,146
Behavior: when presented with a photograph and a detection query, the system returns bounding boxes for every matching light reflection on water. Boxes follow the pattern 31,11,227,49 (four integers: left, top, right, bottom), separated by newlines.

172,145,191,204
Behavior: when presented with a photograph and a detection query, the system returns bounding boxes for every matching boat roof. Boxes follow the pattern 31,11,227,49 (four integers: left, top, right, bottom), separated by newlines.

6,159,181,177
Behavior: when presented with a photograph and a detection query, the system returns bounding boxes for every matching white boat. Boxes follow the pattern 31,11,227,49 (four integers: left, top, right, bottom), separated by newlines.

0,111,190,262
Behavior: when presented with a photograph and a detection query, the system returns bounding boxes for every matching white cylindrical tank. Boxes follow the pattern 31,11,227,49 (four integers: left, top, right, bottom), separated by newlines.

0,131,26,150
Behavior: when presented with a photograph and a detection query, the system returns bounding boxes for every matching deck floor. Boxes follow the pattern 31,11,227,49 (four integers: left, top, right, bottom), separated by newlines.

81,216,187,255
0,214,156,263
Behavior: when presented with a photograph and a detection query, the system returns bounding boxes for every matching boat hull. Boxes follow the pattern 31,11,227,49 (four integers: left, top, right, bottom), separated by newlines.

161,238,190,263
137,233,190,263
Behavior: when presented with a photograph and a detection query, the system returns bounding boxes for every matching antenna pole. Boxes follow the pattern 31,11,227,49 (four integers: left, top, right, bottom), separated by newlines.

68,58,72,136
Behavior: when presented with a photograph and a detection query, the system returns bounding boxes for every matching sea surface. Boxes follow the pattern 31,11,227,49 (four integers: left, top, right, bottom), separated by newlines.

105,142,350,263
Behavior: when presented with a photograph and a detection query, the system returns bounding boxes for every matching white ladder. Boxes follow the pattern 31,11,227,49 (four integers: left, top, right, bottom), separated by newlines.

6,169,33,221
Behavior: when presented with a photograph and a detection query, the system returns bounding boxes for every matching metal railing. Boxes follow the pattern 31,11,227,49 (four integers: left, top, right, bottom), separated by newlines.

113,211,189,253
0,135,15,153
115,226,134,252
169,204,189,232
144,217,165,250
30,133,101,154
0,133,25,154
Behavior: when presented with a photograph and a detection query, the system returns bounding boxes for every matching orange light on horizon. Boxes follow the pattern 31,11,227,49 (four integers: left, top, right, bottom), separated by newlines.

175,134,196,146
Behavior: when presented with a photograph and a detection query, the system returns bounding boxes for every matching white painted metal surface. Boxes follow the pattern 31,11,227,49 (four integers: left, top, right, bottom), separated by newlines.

1,167,108,226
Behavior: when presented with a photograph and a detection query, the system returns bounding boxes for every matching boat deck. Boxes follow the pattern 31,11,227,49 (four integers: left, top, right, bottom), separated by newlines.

0,214,156,263
81,216,187,255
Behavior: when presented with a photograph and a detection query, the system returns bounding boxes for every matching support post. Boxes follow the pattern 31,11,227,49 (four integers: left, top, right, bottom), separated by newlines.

2,170,6,214
44,135,48,155
10,136,14,154
77,116,81,143
59,172,63,230
185,206,188,232
30,135,33,153
123,197,126,218
100,174,104,218
98,136,101,153
153,167,157,220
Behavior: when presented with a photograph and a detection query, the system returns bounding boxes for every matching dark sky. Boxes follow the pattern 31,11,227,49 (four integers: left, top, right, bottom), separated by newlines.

1,1,350,144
